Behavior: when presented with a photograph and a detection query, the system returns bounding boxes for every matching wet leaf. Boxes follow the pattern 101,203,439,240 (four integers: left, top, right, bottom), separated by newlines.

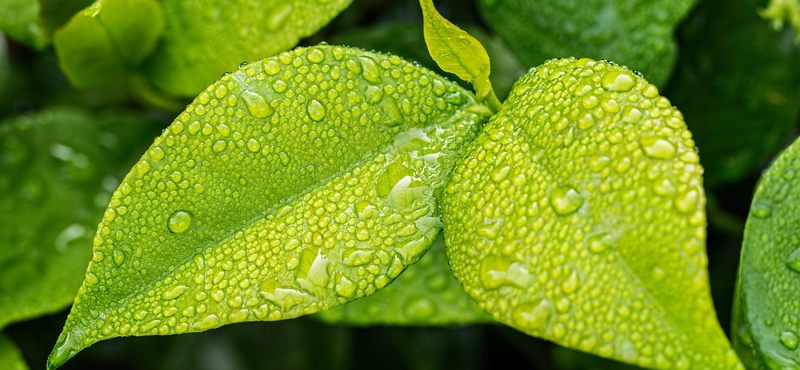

666,0,800,186
736,136,800,369
53,0,165,89
144,0,353,97
0,108,161,331
316,234,491,325
477,0,696,87
442,57,743,369
419,0,500,110
0,0,93,49
48,45,490,369
330,23,525,101
0,334,28,370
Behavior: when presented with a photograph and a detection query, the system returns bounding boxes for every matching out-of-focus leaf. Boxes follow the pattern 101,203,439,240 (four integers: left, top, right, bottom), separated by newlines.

53,0,165,88
317,234,490,325
0,0,93,49
47,45,490,369
143,0,353,97
760,0,800,42
0,108,162,331
477,0,697,87
667,0,800,186
736,135,800,369
443,57,743,369
330,24,525,101
0,334,28,370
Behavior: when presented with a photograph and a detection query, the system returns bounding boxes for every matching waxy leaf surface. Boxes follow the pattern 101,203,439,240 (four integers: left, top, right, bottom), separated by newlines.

0,334,28,370
442,57,742,370
317,234,490,325
0,108,161,331
54,0,165,88
144,0,353,97
478,0,696,87
666,0,800,186
736,136,800,369
48,45,489,369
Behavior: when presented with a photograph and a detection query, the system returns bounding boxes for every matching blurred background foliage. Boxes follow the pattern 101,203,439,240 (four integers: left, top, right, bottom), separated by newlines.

0,0,798,369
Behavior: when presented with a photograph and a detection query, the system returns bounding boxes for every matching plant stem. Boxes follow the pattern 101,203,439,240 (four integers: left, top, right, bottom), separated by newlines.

484,88,503,114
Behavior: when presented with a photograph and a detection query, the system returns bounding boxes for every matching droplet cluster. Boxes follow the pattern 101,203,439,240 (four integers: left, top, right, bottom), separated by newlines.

740,136,800,366
443,57,742,369
51,44,489,364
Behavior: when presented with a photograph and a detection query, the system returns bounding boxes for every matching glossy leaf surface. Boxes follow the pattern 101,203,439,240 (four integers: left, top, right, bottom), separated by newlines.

478,0,696,87
443,57,742,369
0,334,28,370
667,0,800,186
144,0,353,97
48,45,489,369
53,0,165,88
737,136,800,369
317,234,490,325
0,108,161,331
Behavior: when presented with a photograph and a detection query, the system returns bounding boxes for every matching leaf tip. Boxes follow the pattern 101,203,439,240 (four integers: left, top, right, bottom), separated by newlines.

46,328,83,370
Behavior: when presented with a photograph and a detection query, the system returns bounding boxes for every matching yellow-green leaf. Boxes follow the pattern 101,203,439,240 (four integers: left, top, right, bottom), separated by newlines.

316,234,491,325
47,45,490,369
419,0,499,110
760,0,800,42
0,0,93,49
0,334,28,370
53,0,165,88
442,57,743,370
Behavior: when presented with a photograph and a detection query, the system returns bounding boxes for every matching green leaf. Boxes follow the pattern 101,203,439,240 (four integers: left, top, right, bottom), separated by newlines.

442,57,743,370
53,0,165,89
477,0,696,87
48,45,490,369
0,108,162,331
419,0,501,111
666,0,800,187
0,334,28,370
736,136,800,369
316,234,491,325
143,0,353,97
0,0,93,49
760,0,800,42
330,23,526,101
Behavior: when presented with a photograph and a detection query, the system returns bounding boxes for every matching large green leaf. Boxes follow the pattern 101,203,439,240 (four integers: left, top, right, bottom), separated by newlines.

47,45,490,369
0,0,93,49
0,334,28,370
443,57,743,369
143,0,353,97
736,135,800,369
330,24,525,101
666,0,800,186
316,234,491,325
53,0,165,89
477,0,696,87
0,108,162,331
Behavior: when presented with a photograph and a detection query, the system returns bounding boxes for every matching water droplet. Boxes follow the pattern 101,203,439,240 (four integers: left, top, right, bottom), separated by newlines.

752,202,772,218
307,99,326,121
786,248,800,273
512,299,554,332
247,138,261,153
639,137,676,160
162,285,189,300
601,70,635,92
358,56,381,83
781,330,799,349
241,90,274,118
168,210,193,233
550,186,584,215
264,60,280,75
308,48,325,63
674,189,699,214
112,249,126,266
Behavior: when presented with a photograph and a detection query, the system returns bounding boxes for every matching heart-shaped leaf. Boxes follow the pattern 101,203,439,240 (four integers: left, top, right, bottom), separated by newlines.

48,45,490,369
0,334,28,370
0,108,161,331
316,234,491,325
443,57,743,369
735,136,800,369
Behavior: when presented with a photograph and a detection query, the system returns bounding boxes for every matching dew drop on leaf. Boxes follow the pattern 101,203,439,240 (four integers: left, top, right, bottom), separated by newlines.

167,210,192,234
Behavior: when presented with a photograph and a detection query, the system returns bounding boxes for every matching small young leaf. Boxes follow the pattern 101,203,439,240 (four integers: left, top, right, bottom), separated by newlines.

736,136,800,369
0,108,161,331
443,58,743,369
144,0,353,97
419,0,500,110
316,234,491,325
478,0,696,87
47,45,490,369
0,334,28,370
53,0,165,88
0,0,93,49
760,0,800,41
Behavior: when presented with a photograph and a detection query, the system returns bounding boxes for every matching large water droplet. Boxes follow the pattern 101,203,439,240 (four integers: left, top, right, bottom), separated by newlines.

639,137,676,160
601,70,635,92
674,189,699,214
241,90,274,118
781,330,799,349
307,99,326,121
168,210,193,233
550,186,584,215
786,247,800,273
